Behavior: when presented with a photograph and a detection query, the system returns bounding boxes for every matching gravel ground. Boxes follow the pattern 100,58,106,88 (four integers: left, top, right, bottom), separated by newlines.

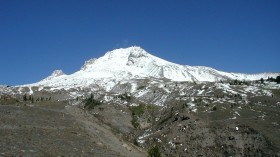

0,102,146,157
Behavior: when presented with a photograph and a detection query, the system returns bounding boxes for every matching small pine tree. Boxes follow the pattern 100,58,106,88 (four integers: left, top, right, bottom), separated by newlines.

260,78,264,84
276,76,280,84
23,94,27,101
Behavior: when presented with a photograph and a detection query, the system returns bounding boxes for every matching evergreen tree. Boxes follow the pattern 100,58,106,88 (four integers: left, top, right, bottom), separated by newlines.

23,94,27,101
90,93,93,99
260,78,264,84
233,79,238,85
276,76,280,84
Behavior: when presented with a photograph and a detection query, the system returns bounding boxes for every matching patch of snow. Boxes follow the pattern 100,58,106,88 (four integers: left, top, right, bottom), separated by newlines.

154,95,168,106
137,129,153,144
234,111,240,116
135,90,149,98
197,89,204,95
28,86,33,95
104,95,113,102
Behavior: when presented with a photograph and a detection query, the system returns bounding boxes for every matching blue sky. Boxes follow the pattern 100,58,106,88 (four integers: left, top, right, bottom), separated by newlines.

0,0,279,85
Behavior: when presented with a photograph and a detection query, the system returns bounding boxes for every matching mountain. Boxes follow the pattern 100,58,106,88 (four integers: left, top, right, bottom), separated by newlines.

28,46,279,90
1,46,280,156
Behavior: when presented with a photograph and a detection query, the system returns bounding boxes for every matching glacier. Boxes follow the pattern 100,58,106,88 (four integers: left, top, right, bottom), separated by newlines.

26,46,279,91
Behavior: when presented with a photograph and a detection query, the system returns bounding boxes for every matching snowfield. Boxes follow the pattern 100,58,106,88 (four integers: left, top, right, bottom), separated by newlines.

22,46,279,91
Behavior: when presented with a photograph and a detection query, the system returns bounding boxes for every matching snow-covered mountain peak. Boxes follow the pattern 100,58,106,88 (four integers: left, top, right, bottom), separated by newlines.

51,70,65,77
104,46,146,56
81,46,167,71
101,46,148,63
39,70,66,82
81,58,97,70
27,46,280,90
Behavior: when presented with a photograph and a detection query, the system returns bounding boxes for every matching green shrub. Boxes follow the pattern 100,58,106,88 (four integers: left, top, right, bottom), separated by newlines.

130,104,145,128
83,96,102,110
212,106,217,111
130,104,145,116
148,145,162,157
131,117,140,128
133,139,139,146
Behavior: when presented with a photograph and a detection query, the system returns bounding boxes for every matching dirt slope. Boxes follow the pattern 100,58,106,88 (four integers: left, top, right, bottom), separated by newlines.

0,102,146,157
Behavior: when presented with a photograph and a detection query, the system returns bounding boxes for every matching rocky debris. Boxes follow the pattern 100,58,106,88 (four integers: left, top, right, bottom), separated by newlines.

0,80,280,156
0,102,146,157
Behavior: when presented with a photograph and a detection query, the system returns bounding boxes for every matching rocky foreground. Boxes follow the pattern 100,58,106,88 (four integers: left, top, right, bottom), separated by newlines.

0,101,146,157
1,80,280,156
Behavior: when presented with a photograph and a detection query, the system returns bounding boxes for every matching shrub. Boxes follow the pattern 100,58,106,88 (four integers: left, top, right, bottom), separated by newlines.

131,117,140,128
84,96,102,110
212,106,217,111
148,145,162,157
130,104,145,116
130,104,145,128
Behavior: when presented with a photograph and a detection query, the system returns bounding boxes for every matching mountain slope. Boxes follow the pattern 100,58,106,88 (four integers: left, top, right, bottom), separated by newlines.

29,46,279,90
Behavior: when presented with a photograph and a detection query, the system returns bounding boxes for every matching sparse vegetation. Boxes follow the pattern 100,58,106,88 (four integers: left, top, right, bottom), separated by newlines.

272,89,280,97
131,117,140,128
130,104,146,128
1,76,280,156
83,94,102,110
130,104,145,116
229,79,250,85
130,104,159,128
117,93,131,101
266,76,280,84
148,145,162,157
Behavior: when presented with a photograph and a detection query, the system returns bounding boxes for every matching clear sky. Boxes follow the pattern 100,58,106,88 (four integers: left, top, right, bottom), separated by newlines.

0,0,279,85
